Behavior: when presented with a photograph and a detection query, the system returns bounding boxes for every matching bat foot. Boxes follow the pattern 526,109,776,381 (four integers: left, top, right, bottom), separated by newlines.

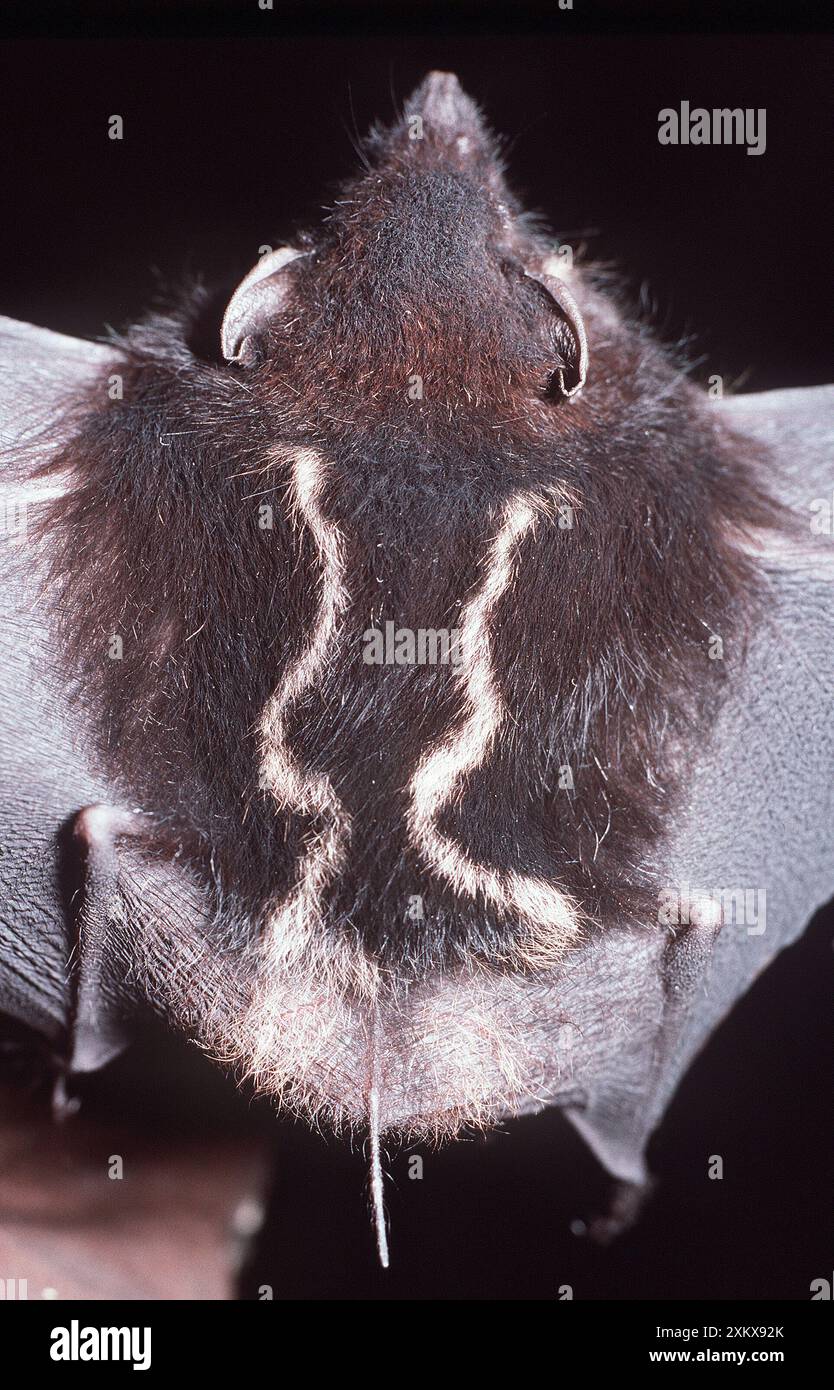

574,1176,655,1245
51,1070,82,1124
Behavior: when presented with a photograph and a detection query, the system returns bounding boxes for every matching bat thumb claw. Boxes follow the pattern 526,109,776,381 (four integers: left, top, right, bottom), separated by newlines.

51,1071,82,1124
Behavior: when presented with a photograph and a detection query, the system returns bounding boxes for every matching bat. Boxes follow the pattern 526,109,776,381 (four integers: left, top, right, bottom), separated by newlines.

1,70,832,1273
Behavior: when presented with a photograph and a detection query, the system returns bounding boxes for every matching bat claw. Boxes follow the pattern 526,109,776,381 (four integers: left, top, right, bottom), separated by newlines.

51,1071,82,1124
576,1176,655,1245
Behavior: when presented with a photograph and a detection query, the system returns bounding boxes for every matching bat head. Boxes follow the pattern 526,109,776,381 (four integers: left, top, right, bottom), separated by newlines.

221,71,587,401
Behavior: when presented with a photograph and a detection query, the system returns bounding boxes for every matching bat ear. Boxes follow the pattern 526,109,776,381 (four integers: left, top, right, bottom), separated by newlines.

221,247,307,365
524,269,589,398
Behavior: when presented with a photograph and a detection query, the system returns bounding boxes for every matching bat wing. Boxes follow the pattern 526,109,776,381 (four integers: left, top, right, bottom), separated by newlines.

0,318,122,1043
0,315,118,470
558,384,834,1219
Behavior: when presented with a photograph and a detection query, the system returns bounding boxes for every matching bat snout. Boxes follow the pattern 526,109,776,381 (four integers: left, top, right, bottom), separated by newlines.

408,70,481,138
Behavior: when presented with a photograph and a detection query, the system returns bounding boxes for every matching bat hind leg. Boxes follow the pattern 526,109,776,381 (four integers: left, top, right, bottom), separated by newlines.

60,803,148,1088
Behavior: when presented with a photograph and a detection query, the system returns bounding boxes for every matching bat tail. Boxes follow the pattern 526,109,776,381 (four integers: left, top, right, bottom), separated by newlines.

367,1010,390,1269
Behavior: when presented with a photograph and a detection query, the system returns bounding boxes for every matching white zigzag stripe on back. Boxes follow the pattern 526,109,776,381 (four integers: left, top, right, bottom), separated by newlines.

257,446,359,983
407,489,581,958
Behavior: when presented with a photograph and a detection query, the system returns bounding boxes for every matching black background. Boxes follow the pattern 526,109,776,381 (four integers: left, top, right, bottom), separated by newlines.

0,1,831,1300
